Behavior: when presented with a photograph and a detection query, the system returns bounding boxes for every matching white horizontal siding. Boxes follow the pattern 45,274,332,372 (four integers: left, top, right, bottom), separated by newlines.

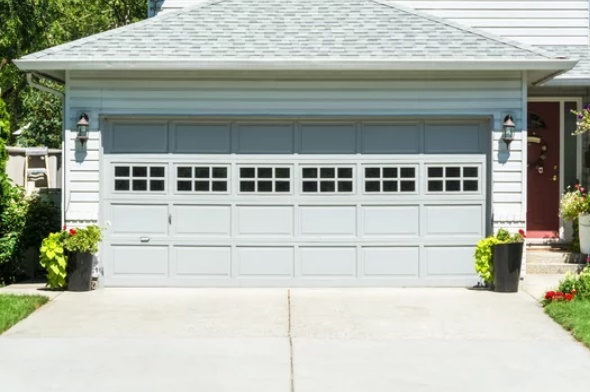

65,70,525,226
395,0,589,45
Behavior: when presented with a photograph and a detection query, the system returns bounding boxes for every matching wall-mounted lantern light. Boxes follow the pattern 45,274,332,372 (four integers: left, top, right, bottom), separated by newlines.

76,113,89,145
502,115,516,148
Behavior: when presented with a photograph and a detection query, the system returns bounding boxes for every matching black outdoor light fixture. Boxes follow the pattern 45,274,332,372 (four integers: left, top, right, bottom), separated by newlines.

502,114,516,148
77,113,89,145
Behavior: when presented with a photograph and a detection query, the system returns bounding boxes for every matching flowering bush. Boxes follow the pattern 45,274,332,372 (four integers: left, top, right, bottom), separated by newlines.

571,106,590,135
474,229,526,285
560,184,590,222
39,225,102,289
543,263,590,306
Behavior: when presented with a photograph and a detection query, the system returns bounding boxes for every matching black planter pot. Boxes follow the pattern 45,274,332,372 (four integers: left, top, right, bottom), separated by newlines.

492,243,524,293
67,251,94,292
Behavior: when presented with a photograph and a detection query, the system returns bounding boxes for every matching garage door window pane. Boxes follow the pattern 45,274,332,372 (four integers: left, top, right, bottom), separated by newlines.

115,166,130,177
177,180,192,191
365,181,380,192
212,167,227,178
132,180,148,191
238,166,292,194
115,179,130,191
176,165,229,193
150,167,165,178
427,165,480,193
428,167,443,178
150,180,165,191
303,168,318,178
133,167,147,177
302,166,354,194
240,181,255,192
212,181,227,192
364,166,416,194
178,167,192,178
240,168,255,178
114,165,166,193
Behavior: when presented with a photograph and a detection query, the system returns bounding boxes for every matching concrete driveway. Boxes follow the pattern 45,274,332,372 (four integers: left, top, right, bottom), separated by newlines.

1,287,590,392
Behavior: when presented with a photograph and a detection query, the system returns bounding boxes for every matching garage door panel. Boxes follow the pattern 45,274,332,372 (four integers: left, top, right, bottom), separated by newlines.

173,205,231,237
300,124,356,153
110,204,168,236
362,247,420,277
236,124,294,153
237,247,294,277
300,206,356,236
173,246,231,277
110,123,168,153
172,124,231,153
111,245,169,276
300,247,356,277
425,246,477,276
361,206,420,237
424,123,482,154
361,124,420,154
425,205,484,237
236,206,293,237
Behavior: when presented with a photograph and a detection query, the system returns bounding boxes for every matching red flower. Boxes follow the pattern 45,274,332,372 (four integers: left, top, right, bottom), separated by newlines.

555,292,564,299
545,291,555,300
565,293,573,301
62,225,67,230
69,228,77,236
518,229,526,238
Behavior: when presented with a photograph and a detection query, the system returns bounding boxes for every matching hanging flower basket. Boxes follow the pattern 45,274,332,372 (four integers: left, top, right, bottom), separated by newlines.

571,106,590,135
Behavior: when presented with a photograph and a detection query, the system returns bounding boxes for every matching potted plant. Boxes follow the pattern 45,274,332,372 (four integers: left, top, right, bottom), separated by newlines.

571,106,590,135
559,184,590,254
39,225,102,291
475,229,526,292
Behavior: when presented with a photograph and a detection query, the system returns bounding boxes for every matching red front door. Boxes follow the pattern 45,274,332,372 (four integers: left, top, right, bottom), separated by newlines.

527,102,561,238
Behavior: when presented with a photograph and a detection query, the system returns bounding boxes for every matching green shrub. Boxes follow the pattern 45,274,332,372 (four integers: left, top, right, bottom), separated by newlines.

0,187,60,285
555,265,590,301
39,225,103,289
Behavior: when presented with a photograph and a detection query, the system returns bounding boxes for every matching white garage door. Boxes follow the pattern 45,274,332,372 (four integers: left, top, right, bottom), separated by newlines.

101,119,489,287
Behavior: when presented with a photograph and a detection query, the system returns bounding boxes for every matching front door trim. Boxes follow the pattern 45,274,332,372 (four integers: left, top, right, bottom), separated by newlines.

527,97,583,241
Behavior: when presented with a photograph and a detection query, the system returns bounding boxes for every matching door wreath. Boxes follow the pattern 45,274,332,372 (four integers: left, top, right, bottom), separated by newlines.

527,134,548,174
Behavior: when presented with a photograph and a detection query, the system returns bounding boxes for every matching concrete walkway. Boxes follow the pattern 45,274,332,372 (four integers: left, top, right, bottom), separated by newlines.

1,286,589,392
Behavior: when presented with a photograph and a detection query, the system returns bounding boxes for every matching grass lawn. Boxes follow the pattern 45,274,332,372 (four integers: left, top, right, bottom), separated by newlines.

545,300,590,349
0,294,48,335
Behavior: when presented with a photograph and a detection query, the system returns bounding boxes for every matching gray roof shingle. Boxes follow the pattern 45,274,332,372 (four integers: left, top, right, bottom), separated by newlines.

540,46,590,84
20,0,560,63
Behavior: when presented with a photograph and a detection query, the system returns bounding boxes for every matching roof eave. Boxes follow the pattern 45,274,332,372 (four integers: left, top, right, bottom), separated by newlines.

540,77,590,87
14,58,578,72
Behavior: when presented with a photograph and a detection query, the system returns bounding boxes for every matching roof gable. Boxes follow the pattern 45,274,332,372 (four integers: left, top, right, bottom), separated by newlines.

16,0,575,76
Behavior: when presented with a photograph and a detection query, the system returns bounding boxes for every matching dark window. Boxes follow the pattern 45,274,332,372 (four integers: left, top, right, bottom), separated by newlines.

401,168,415,178
195,181,210,192
115,166,130,177
212,181,228,192
115,180,130,191
365,168,381,178
275,168,290,179
258,181,273,192
338,181,353,192
150,167,165,178
446,167,461,178
303,168,318,178
132,180,148,191
383,181,398,192
338,168,353,178
400,181,415,192
194,167,210,178
383,168,398,178
303,181,318,192
320,181,336,192
365,181,380,192
177,181,192,192
320,168,335,178
276,181,290,192
133,167,147,177
150,180,165,191
463,167,478,178
428,167,443,178
177,167,192,178
240,168,255,178
428,181,443,192
258,168,273,178
446,180,461,191
464,180,479,191
212,167,227,178
240,181,255,192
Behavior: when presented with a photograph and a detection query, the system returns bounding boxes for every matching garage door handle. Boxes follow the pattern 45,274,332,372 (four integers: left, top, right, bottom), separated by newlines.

169,214,172,224
140,237,151,243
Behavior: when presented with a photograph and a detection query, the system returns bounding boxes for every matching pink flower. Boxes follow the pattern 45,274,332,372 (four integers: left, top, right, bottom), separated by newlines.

581,187,586,193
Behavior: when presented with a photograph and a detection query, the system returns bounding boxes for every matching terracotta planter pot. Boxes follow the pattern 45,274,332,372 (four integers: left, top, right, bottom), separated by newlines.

492,242,524,293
